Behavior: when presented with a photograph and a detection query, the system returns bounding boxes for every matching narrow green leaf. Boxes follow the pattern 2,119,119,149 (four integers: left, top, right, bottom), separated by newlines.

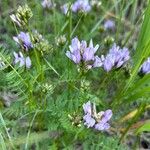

136,121,150,134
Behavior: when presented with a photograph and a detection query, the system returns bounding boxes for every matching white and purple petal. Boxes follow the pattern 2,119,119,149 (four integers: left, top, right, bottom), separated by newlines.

83,114,96,128
83,101,92,115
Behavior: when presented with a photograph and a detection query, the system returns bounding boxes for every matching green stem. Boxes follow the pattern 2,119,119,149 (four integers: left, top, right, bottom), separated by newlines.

68,3,72,43
27,24,44,109
67,4,73,100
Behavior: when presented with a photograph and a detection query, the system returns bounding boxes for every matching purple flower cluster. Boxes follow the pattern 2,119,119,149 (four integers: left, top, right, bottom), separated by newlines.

13,52,31,68
140,57,150,74
41,0,56,9
83,101,112,131
104,20,115,30
66,37,103,69
103,44,130,72
61,0,91,15
66,39,130,72
72,0,91,13
13,32,33,51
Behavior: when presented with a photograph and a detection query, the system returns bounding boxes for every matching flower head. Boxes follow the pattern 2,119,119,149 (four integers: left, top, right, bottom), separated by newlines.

13,32,33,51
13,52,31,68
55,35,67,46
10,4,33,27
32,30,53,54
90,0,102,9
72,0,91,13
94,109,112,131
104,20,115,30
66,37,102,69
61,3,70,15
103,43,130,72
140,57,150,74
82,101,112,131
41,0,56,9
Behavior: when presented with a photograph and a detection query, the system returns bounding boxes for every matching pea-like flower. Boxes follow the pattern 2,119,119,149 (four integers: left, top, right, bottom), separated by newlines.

41,0,56,9
104,20,115,30
66,37,102,69
61,3,70,15
13,32,33,51
72,0,91,13
94,110,112,131
83,101,113,131
13,52,31,68
103,43,130,72
83,101,92,115
140,57,150,74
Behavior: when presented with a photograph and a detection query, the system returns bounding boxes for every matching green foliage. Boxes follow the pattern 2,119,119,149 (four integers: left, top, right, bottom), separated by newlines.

112,1,150,107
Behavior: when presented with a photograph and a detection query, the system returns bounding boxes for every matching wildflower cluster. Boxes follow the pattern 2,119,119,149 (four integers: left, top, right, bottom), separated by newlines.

2,1,150,148
10,4,33,27
66,38,130,73
12,31,32,68
104,20,115,31
61,0,94,15
72,0,91,13
13,52,31,68
66,37,102,70
103,44,130,72
83,101,112,131
13,32,33,51
10,4,52,70
41,0,56,9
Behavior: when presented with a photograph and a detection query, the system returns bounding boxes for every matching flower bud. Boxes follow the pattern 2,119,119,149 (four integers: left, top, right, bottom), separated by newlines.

104,36,114,46
32,31,53,55
91,0,102,10
55,35,66,46
10,4,33,27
